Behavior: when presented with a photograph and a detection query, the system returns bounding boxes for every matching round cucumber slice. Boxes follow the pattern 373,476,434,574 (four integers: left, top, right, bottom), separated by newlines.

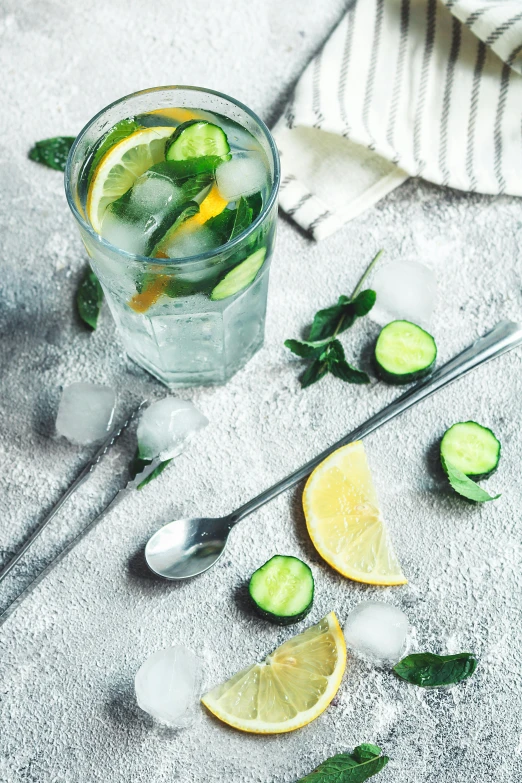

440,421,501,480
375,320,437,384
210,247,266,301
249,555,314,625
166,120,230,161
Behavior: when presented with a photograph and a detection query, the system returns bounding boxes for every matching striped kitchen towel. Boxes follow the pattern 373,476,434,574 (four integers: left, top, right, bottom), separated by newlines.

273,0,522,240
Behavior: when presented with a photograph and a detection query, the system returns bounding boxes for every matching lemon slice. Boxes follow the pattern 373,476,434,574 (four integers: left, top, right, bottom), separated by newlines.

303,441,406,586
201,612,346,734
87,126,174,232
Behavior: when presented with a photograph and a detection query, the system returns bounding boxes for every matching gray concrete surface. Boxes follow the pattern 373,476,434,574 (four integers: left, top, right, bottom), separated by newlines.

1,1,522,781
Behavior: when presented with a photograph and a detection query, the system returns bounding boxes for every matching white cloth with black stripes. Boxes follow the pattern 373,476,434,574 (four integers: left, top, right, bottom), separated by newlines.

273,0,522,240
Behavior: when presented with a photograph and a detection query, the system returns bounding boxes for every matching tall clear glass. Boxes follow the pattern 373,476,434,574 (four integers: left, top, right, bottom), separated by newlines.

65,86,280,388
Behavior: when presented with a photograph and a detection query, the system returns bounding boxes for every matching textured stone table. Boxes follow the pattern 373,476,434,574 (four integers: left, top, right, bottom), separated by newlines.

1,1,522,781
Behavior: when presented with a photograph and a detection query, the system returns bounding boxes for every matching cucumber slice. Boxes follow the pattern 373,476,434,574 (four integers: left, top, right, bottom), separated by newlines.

375,320,437,384
210,247,266,301
249,555,314,625
440,421,501,480
166,120,230,161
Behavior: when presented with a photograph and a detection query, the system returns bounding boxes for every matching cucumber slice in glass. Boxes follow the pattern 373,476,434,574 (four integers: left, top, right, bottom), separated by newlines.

249,555,314,625
375,320,437,384
166,120,230,161
210,247,266,301
440,421,501,480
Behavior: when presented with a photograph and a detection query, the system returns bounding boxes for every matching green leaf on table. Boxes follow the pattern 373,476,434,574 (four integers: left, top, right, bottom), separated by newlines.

284,338,329,359
442,457,501,502
29,136,76,171
76,268,103,330
300,358,328,388
352,288,377,317
129,449,173,491
296,744,389,783
309,300,347,342
329,358,371,384
89,118,140,180
393,651,478,687
285,251,382,389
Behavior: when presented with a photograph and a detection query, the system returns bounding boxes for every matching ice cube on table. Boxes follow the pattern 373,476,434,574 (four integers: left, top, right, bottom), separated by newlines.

135,645,203,728
55,382,116,445
344,601,411,665
137,397,208,461
216,152,268,201
370,260,437,329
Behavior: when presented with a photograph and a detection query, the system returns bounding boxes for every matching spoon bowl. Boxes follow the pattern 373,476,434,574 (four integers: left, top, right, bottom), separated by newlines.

145,516,232,579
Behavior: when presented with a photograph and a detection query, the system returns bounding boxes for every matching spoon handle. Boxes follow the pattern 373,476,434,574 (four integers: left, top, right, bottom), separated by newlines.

231,320,522,525
0,401,146,586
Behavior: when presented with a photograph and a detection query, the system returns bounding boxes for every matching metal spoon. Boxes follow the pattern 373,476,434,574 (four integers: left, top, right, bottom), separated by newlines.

145,321,522,580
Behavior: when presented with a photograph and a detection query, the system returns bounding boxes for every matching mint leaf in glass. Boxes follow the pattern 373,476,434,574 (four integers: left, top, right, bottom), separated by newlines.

29,136,76,171
230,197,253,239
296,744,389,783
76,267,103,330
442,457,500,502
393,651,477,687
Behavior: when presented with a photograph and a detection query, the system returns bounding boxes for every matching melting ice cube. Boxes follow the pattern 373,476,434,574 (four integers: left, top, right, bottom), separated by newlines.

137,397,208,461
370,260,437,329
344,601,411,665
55,382,116,445
135,645,203,728
216,152,268,201
162,225,217,259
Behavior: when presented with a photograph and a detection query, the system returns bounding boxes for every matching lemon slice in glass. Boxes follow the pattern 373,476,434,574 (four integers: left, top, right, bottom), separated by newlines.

303,441,406,586
86,126,174,233
201,611,346,733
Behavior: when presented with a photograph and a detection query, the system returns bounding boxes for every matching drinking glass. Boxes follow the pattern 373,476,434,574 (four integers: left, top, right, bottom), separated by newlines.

65,86,280,387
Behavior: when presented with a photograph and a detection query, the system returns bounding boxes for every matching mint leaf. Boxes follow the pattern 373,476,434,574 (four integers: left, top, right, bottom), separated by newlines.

76,268,103,330
284,339,329,359
330,359,370,384
89,118,139,181
393,652,477,687
300,359,328,388
164,155,222,180
326,339,345,363
296,745,389,783
129,449,173,490
352,745,383,764
246,191,263,220
309,300,349,341
285,252,382,389
29,136,75,171
230,197,254,239
352,289,376,317
136,459,172,490
442,457,500,502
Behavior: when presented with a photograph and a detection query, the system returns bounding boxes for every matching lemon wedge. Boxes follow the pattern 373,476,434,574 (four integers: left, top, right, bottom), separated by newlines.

303,441,407,586
201,611,346,734
87,126,173,233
